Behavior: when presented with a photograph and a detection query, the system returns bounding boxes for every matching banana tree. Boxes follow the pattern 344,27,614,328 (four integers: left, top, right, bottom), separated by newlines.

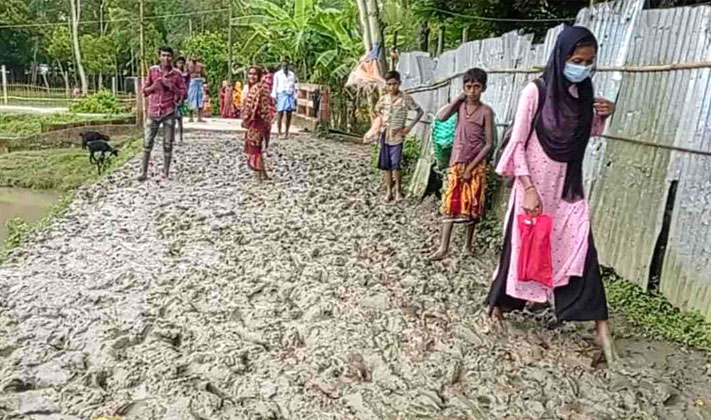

232,0,359,80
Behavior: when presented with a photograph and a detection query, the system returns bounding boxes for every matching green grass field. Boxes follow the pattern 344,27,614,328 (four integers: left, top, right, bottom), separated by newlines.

0,137,141,191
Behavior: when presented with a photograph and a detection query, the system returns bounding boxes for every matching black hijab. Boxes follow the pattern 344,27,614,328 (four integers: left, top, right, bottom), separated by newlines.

535,25,598,202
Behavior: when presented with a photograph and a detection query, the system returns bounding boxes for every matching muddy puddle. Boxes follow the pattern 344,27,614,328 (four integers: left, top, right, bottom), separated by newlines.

0,187,61,250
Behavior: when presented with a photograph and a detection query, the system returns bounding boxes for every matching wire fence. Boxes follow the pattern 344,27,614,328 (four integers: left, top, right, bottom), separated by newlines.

1,82,136,111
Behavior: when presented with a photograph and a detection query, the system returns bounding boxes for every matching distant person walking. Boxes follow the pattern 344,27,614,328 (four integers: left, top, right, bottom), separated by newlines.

220,80,235,118
175,56,190,143
486,26,618,364
187,56,206,122
139,46,187,181
271,57,298,139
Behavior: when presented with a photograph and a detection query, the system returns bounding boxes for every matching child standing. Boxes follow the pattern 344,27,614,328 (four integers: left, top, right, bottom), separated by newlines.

203,83,212,116
431,68,494,260
374,71,424,202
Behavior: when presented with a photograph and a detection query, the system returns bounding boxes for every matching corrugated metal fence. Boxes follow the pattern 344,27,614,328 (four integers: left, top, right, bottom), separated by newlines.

398,0,711,321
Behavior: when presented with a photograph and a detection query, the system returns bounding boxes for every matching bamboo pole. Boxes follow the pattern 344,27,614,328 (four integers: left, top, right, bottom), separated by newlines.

404,62,711,95
138,0,146,128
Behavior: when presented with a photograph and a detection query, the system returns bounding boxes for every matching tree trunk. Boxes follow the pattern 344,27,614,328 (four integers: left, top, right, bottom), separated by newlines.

69,0,88,95
355,0,372,53
437,24,445,56
462,26,469,43
57,59,70,96
419,21,430,52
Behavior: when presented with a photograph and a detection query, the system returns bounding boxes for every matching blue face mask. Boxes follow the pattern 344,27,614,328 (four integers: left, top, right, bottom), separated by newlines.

563,63,595,83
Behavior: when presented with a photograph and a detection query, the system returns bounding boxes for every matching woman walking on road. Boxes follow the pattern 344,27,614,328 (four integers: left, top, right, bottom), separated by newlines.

242,66,275,181
220,80,235,118
486,26,618,364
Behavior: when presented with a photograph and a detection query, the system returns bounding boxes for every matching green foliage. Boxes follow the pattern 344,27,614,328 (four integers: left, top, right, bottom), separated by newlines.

0,113,108,137
81,34,117,75
234,0,362,85
184,31,228,88
70,90,125,114
604,269,711,350
45,26,73,65
5,217,32,250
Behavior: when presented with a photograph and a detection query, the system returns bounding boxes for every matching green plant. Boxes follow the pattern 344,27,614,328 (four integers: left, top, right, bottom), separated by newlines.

5,217,32,250
70,90,125,114
603,268,711,350
0,113,109,137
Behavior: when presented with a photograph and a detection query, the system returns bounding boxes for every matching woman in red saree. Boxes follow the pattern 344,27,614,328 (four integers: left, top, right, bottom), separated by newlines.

219,80,235,118
242,66,274,181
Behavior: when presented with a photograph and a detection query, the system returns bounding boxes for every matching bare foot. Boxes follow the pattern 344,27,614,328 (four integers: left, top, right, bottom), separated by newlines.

463,245,476,257
384,191,393,203
395,191,404,202
430,249,448,261
487,306,504,321
601,338,619,365
594,323,619,366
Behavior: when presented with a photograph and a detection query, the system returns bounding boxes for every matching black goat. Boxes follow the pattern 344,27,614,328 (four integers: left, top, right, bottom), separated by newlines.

81,131,110,150
87,140,118,174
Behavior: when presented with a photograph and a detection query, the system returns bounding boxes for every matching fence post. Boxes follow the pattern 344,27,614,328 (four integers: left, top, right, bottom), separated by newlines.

112,76,117,95
1,65,7,105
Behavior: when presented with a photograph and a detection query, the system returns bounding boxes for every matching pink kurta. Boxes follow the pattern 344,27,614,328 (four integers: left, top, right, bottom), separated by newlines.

495,83,607,303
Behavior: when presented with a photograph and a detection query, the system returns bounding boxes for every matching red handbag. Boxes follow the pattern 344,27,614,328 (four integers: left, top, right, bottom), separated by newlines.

517,214,554,288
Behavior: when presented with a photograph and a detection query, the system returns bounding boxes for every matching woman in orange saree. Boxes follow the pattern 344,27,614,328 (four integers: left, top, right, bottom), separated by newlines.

242,66,275,181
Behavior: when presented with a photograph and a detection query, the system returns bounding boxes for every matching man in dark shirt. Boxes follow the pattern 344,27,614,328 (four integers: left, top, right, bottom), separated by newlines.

139,46,187,181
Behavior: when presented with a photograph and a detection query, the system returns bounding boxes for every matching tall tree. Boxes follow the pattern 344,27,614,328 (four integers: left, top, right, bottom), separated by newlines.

69,0,88,94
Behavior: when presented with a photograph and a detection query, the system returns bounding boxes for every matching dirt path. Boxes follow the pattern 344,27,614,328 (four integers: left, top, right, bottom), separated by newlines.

0,130,709,419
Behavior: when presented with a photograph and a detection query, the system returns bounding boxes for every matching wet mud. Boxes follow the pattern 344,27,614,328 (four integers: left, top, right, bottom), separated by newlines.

0,131,709,419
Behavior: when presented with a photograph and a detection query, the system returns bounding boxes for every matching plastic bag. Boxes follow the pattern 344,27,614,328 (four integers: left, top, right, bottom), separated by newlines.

432,112,457,170
517,214,553,288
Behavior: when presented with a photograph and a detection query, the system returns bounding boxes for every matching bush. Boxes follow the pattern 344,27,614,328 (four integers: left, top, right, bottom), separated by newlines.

604,268,711,349
70,90,124,114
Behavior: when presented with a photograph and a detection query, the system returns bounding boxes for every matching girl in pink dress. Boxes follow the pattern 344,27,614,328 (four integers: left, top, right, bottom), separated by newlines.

486,26,618,364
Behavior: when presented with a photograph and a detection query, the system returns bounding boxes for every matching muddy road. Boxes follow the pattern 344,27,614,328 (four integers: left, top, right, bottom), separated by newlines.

1,131,709,419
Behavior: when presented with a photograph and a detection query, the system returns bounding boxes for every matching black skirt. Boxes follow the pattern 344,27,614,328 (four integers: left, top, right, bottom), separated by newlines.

485,207,609,321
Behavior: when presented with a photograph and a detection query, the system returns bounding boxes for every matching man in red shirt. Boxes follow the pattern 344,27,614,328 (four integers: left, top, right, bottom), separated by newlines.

139,46,187,181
